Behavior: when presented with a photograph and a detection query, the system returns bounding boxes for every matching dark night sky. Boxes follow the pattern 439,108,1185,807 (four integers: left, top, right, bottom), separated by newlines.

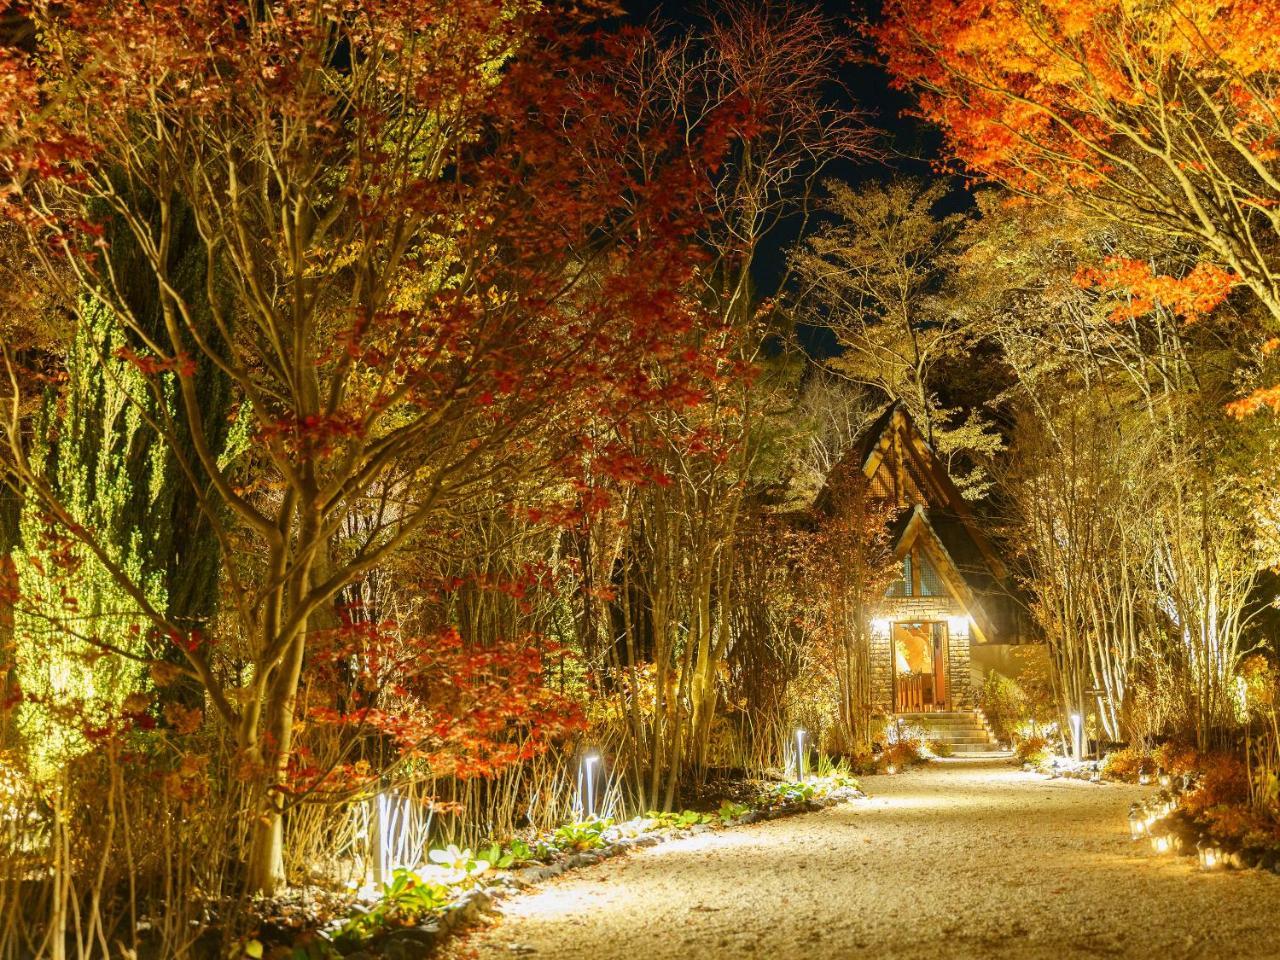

620,0,965,352
620,0,956,185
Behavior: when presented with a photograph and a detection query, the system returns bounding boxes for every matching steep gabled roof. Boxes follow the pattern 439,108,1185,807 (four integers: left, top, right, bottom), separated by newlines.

831,402,1028,643
847,403,1007,579
891,505,1000,644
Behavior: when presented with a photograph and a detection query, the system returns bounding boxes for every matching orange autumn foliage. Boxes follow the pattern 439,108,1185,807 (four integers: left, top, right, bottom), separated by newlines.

1074,258,1239,323
876,0,1280,415
876,0,1280,199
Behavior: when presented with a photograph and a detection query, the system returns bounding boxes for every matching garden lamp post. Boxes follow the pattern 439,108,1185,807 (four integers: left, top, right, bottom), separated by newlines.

582,754,600,819
795,729,807,781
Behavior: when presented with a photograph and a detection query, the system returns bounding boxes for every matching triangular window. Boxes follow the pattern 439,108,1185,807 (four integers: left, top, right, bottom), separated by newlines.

917,551,945,597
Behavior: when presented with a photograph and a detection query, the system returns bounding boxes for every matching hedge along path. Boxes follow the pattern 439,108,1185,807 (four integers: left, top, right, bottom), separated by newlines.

456,758,1280,960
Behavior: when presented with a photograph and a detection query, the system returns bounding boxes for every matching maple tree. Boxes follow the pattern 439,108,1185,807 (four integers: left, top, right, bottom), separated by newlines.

875,0,1280,397
577,1,873,808
794,464,897,753
0,0,731,892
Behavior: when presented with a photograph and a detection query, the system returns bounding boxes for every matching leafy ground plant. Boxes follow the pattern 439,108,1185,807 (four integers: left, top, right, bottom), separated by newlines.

644,810,715,830
334,869,451,947
717,800,751,821
552,818,613,851
757,781,816,808
479,839,539,869
428,844,491,881
1015,736,1053,771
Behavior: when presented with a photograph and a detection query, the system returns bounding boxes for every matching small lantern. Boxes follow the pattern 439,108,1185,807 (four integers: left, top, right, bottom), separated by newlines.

886,764,897,775
1138,773,1151,786
1197,839,1222,870
1150,833,1171,854
1158,769,1172,790
1128,807,1147,841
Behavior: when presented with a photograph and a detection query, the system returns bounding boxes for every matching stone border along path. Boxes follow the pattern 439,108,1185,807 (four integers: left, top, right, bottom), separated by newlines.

454,758,1280,960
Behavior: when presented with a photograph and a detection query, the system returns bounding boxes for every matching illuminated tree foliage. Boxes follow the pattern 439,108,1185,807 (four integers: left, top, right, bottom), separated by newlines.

0,0,762,892
12,295,167,767
875,0,1280,410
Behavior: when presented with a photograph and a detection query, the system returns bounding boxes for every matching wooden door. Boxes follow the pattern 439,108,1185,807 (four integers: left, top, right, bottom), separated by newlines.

931,622,949,710
893,621,940,712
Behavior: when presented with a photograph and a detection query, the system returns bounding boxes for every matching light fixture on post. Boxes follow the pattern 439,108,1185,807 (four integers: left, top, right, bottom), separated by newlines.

946,614,970,638
369,788,418,887
1069,712,1084,761
581,753,600,819
794,729,807,781
870,617,891,638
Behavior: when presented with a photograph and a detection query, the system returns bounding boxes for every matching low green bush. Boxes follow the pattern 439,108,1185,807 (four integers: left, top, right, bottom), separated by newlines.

926,737,954,758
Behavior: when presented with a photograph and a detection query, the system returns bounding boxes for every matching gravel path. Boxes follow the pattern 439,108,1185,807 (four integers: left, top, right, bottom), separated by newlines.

459,758,1280,960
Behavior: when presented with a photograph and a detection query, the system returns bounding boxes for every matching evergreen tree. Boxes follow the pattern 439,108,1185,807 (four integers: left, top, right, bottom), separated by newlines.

15,295,168,766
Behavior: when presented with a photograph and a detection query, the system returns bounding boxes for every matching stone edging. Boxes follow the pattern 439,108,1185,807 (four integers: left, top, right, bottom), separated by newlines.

348,787,865,959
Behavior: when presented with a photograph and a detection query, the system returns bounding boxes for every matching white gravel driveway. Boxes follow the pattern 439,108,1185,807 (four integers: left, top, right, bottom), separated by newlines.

459,758,1280,960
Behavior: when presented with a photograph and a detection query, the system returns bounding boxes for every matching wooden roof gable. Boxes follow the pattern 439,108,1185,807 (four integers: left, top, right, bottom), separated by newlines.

893,506,997,644
853,403,1008,581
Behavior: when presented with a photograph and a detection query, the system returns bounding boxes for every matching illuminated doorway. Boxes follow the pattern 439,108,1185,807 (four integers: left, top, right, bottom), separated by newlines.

892,621,949,712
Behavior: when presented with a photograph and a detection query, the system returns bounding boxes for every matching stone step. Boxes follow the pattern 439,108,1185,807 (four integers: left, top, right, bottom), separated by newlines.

903,721,990,731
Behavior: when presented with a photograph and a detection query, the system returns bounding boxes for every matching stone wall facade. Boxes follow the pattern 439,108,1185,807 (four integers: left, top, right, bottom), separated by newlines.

870,596,974,713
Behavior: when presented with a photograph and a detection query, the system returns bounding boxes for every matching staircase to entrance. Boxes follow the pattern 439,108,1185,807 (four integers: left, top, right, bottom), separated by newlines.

894,709,1003,755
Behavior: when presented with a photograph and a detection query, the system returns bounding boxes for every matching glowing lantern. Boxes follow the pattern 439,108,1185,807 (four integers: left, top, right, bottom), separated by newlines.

1128,804,1147,840
1150,834,1171,854
1197,839,1222,870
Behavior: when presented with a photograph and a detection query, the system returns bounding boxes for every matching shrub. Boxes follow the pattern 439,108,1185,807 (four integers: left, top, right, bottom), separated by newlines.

845,750,880,776
979,670,1026,742
1099,746,1151,782
1154,740,1200,778
1182,752,1250,817
1015,735,1052,770
882,737,926,771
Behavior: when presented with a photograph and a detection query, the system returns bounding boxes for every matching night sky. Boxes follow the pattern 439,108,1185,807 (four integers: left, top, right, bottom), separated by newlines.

621,0,964,351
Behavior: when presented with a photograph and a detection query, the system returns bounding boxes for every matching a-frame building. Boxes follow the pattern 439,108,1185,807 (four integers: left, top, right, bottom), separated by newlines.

840,404,1028,717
